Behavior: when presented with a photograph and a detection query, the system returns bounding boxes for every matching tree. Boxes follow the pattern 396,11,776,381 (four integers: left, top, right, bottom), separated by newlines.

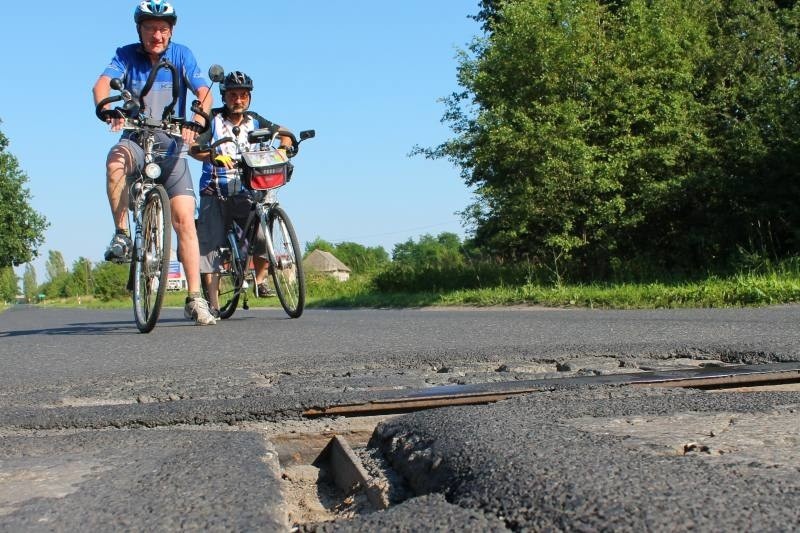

331,242,389,274
698,0,800,266
45,250,67,282
40,250,71,299
0,266,18,302
0,121,48,268
67,257,94,297
392,232,465,269
304,237,335,255
474,0,508,31
423,0,800,279
22,263,37,302
304,237,389,274
92,262,129,301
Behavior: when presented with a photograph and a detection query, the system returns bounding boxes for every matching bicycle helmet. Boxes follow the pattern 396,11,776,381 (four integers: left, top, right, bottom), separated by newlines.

220,71,254,96
134,0,178,25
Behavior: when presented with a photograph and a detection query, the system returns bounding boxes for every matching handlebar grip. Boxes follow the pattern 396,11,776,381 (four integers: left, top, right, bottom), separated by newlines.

182,100,210,134
95,94,124,121
281,131,300,157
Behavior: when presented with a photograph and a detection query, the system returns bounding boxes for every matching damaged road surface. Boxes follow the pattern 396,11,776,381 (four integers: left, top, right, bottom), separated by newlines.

1,306,799,531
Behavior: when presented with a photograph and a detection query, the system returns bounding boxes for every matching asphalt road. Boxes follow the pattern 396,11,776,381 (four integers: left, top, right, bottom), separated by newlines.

1,305,799,531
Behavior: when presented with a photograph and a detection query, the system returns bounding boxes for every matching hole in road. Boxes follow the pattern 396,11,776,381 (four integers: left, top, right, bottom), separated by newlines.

254,415,413,529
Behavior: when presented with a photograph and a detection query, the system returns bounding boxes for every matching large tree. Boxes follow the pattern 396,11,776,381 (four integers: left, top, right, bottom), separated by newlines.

0,121,48,268
424,0,800,279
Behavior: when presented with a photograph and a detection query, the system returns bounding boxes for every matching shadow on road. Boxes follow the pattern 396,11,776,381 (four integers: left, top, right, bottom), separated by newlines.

0,318,192,337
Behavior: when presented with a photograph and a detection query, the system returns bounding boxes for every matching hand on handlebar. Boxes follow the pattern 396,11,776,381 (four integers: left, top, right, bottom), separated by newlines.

181,125,199,145
213,154,236,169
107,116,126,132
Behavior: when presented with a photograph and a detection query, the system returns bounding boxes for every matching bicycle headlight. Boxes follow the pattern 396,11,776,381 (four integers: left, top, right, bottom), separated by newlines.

145,162,162,179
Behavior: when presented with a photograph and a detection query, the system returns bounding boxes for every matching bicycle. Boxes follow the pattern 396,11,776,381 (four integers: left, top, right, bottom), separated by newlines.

95,59,209,333
195,126,315,319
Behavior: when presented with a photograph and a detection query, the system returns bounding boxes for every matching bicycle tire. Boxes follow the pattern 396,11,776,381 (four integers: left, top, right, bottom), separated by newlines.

217,260,244,319
132,186,171,333
202,236,246,320
266,206,305,318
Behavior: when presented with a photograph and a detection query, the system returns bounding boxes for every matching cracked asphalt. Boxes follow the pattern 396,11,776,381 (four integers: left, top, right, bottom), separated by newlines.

1,305,799,531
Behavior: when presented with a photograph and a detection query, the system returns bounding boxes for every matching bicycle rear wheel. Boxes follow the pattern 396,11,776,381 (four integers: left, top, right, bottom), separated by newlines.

216,255,245,319
132,186,171,333
202,233,247,320
266,206,305,318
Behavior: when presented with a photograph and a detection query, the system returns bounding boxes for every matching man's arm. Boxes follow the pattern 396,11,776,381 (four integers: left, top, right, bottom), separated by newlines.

182,85,212,144
92,75,112,107
93,75,126,131
192,86,212,127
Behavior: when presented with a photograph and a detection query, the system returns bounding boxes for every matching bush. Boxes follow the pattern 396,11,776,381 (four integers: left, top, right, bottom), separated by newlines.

92,262,129,301
373,261,546,293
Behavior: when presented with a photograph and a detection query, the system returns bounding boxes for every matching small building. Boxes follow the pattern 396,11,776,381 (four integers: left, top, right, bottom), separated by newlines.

303,249,352,282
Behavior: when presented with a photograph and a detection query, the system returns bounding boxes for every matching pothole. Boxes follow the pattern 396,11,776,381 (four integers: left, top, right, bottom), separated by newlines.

244,415,413,530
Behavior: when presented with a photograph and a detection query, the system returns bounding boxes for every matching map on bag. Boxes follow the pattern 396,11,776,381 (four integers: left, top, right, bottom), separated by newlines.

241,149,288,169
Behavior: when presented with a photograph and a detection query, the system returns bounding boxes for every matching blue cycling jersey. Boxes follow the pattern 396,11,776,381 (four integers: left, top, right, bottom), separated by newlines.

102,41,209,121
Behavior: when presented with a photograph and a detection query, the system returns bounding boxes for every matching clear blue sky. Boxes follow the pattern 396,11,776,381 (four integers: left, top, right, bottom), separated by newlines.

2,1,481,282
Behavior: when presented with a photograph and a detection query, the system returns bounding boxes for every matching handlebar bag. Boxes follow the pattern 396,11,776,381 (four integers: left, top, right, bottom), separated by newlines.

241,150,289,190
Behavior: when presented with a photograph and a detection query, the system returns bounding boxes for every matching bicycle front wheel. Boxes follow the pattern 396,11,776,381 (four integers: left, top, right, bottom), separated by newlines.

132,186,172,333
266,206,305,318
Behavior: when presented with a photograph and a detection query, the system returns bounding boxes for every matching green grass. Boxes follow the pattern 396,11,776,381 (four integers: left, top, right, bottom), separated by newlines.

15,270,800,311
306,270,800,309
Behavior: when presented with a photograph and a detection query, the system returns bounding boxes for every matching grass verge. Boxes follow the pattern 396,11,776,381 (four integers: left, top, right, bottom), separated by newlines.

12,271,800,311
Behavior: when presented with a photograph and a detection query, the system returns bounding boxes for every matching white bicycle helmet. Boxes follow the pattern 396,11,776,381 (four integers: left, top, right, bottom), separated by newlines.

134,0,178,25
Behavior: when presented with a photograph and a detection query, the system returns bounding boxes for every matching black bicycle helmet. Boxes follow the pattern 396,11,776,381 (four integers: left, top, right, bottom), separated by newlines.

134,0,178,25
220,71,254,96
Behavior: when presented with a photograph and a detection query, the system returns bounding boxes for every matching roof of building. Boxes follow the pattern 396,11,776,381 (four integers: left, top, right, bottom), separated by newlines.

303,249,351,272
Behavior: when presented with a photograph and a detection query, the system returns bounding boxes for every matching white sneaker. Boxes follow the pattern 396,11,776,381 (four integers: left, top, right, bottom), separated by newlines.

184,297,217,325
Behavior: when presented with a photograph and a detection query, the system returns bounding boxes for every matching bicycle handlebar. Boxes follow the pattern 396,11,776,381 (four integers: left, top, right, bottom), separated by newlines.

94,59,210,134
192,127,315,160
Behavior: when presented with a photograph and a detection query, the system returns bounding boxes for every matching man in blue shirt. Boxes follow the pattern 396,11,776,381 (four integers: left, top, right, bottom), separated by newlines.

92,0,216,325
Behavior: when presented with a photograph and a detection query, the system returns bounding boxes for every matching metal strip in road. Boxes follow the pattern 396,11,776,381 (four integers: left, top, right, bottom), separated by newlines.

631,367,800,389
303,362,800,417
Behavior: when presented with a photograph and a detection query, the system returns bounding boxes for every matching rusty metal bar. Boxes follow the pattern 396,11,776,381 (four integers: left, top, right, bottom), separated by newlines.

303,390,538,417
302,363,800,418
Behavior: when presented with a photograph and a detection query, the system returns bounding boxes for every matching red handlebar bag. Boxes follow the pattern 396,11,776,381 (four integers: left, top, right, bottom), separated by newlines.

241,150,289,190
